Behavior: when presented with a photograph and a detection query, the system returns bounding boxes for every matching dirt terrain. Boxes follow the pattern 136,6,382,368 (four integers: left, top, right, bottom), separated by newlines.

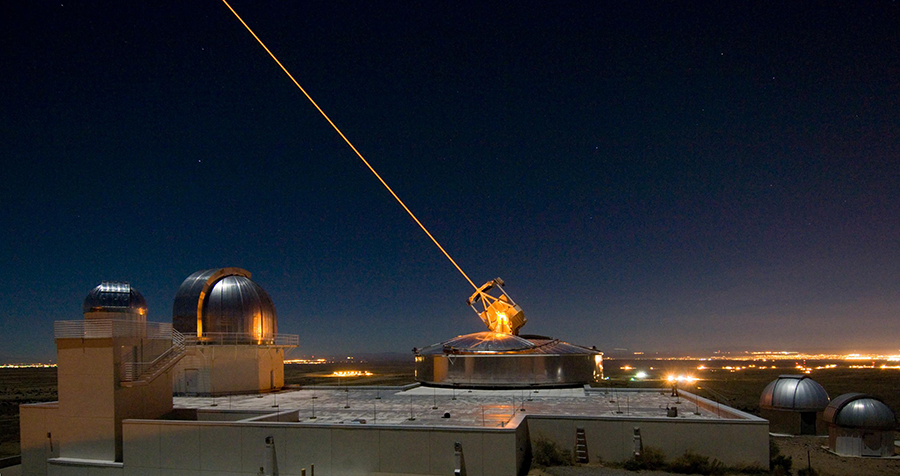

528,435,900,476
0,368,57,458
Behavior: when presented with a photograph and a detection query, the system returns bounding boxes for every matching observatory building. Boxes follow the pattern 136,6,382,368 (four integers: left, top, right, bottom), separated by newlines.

759,374,830,435
18,278,770,476
20,282,180,466
823,393,897,457
171,268,298,395
415,278,602,388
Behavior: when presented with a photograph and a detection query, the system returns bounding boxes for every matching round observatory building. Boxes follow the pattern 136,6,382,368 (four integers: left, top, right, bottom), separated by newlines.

171,268,297,395
415,332,601,388
823,393,896,457
415,278,602,388
759,375,830,435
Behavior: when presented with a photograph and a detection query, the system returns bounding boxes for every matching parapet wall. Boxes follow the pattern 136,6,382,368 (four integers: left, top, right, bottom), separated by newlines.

123,419,521,476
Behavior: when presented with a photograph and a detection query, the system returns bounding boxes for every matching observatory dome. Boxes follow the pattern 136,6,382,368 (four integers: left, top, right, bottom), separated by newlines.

823,393,896,430
760,375,830,411
83,281,147,317
172,268,276,344
415,331,601,388
435,332,535,353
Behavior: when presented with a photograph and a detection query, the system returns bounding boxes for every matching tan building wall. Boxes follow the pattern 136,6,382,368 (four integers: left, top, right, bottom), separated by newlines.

19,403,60,476
173,345,285,396
56,338,118,461
123,419,522,476
526,415,768,467
44,335,174,465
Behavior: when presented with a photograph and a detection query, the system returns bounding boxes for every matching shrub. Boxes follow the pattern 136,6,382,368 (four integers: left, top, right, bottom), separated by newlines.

728,462,768,474
532,436,573,467
669,450,726,475
623,446,667,471
769,439,793,476
771,455,793,476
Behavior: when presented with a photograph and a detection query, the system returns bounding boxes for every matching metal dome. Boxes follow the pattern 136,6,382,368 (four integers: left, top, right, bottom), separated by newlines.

438,332,535,353
83,281,147,315
759,375,830,411
172,268,276,344
823,393,896,430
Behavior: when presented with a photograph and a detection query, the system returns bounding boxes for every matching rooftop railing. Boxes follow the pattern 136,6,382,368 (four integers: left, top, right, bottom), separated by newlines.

53,321,297,347
184,332,299,347
120,329,186,384
54,319,173,339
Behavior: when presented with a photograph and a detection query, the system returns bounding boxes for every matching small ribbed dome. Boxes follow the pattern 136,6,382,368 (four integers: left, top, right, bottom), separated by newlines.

172,268,276,344
760,375,830,411
823,393,896,430
83,281,147,315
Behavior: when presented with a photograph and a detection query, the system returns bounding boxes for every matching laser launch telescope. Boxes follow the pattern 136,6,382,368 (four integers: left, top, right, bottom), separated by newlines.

415,277,602,388
467,278,526,335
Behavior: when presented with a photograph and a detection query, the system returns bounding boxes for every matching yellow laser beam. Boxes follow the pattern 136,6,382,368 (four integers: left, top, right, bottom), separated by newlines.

220,0,477,290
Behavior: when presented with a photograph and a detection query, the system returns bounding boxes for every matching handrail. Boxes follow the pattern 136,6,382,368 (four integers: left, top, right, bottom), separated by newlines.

183,332,299,347
54,319,173,339
120,329,186,383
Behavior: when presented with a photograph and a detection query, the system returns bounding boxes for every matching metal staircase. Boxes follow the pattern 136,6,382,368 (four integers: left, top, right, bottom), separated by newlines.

574,427,589,463
120,329,186,387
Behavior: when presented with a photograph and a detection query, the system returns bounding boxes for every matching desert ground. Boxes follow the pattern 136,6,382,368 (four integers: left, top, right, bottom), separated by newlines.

0,368,57,458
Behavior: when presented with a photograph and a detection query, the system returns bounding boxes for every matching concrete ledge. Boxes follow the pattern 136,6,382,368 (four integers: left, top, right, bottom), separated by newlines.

0,455,22,468
48,457,124,468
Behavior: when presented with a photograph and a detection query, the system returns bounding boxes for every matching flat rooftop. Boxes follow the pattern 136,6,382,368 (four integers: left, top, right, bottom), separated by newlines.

173,385,750,427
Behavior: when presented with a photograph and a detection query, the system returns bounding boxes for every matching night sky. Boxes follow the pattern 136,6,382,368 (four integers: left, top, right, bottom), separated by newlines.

3,2,899,362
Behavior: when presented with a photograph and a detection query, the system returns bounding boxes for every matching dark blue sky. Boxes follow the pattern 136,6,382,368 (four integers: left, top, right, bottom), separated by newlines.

3,1,899,362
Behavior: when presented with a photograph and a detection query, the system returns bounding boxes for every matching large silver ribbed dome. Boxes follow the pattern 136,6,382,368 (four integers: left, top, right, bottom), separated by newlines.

83,281,147,316
823,393,896,430
760,375,830,411
172,268,276,344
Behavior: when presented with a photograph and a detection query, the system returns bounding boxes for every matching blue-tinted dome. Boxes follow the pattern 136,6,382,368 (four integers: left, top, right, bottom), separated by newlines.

760,375,830,411
83,282,147,315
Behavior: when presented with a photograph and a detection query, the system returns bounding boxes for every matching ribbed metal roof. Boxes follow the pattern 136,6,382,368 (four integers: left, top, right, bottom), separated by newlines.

759,374,830,411
172,268,276,344
83,281,147,315
823,393,896,430
417,331,599,356
430,332,534,353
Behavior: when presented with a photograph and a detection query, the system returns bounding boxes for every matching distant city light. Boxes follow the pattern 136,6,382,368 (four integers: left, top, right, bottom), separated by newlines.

0,363,57,369
285,358,329,365
329,370,373,377
666,374,697,383
635,371,648,379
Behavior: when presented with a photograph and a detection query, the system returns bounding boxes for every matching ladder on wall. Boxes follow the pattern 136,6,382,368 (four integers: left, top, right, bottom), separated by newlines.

574,427,589,463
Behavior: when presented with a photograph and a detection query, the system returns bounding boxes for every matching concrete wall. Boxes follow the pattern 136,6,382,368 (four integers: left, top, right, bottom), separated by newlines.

173,346,285,396
56,338,117,461
19,403,60,476
525,415,768,467
113,367,174,460
122,420,520,476
51,336,174,464
829,426,896,457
